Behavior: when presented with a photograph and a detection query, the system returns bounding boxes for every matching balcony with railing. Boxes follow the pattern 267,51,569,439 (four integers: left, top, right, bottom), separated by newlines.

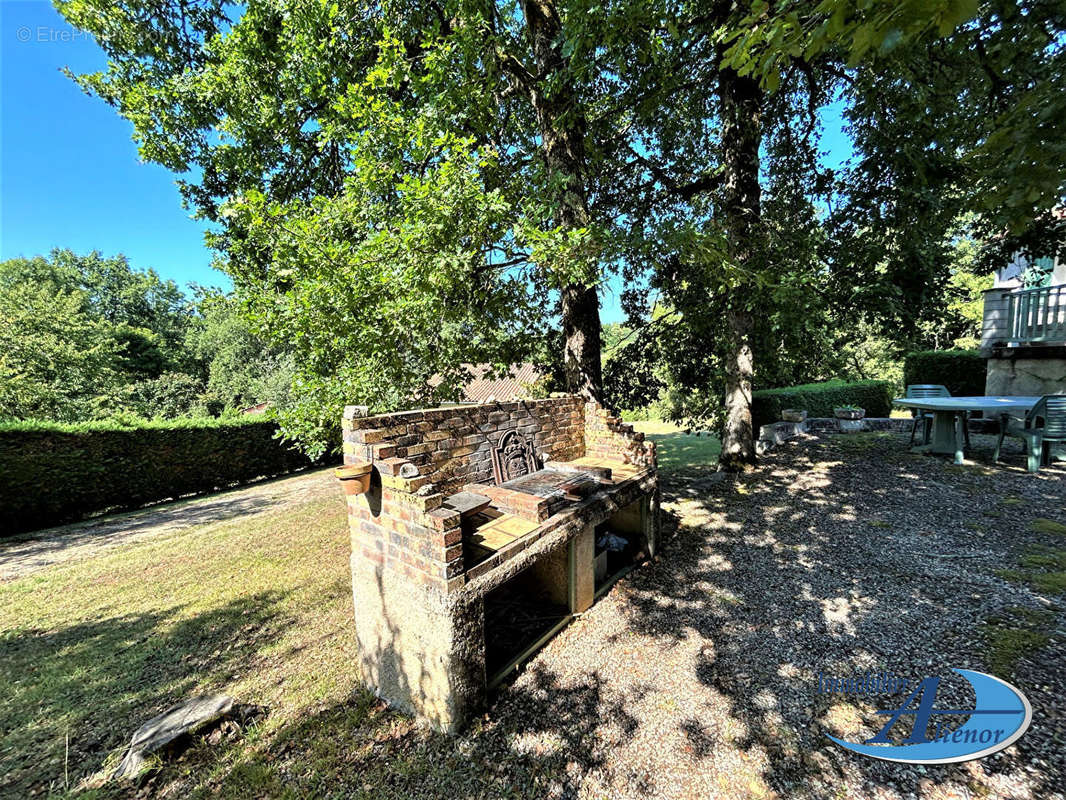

982,284,1066,349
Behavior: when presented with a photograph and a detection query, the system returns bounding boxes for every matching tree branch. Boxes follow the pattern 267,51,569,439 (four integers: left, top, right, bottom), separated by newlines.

627,147,724,200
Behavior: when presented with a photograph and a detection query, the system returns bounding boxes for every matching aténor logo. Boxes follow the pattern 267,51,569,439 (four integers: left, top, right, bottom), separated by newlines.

824,668,1031,764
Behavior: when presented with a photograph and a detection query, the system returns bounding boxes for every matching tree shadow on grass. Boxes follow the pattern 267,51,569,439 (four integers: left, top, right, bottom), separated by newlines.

133,662,640,800
37,564,644,799
24,434,1061,799
622,432,1064,798
0,591,293,797
109,554,646,798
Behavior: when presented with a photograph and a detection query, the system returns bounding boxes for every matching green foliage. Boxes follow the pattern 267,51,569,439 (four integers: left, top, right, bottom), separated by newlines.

61,249,190,367
600,64,850,435
725,0,1062,243
0,274,122,422
751,380,894,430
222,134,545,455
186,288,295,414
0,251,196,421
606,266,853,432
0,252,298,426
0,418,314,534
108,372,210,420
937,236,993,349
832,322,905,389
601,323,633,362
2,250,192,377
724,0,980,79
56,0,595,453
832,1,1066,298
903,350,986,397
51,0,1062,459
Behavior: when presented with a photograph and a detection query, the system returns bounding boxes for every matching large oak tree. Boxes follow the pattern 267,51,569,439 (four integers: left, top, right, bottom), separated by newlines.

58,0,616,452
57,0,1062,463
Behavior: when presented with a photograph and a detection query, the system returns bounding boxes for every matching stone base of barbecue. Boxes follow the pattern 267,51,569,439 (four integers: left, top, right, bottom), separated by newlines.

351,557,485,733
341,397,658,732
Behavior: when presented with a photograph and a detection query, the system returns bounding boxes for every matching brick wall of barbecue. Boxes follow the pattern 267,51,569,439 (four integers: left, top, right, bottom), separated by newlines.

583,402,656,466
346,490,464,593
342,397,585,592
342,397,585,494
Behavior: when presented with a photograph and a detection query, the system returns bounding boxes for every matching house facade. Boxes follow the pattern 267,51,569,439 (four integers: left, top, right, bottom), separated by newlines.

980,253,1066,396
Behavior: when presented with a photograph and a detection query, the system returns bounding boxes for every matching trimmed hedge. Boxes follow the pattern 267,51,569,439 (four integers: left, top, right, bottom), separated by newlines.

752,380,894,431
903,349,987,397
0,418,316,536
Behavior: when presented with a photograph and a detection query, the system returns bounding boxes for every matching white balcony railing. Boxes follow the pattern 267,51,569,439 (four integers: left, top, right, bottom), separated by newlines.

982,285,1066,348
1007,285,1066,343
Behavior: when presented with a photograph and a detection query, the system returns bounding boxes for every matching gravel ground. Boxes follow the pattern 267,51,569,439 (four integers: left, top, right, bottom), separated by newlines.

455,431,1066,800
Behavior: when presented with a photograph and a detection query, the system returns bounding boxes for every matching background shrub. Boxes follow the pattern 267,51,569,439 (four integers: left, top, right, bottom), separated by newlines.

0,418,317,536
903,349,987,397
752,380,894,430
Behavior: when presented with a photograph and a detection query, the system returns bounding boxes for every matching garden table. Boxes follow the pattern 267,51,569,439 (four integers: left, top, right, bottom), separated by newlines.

892,396,1042,465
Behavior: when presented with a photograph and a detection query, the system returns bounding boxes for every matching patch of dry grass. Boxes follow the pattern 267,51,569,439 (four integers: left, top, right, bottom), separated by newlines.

0,490,362,797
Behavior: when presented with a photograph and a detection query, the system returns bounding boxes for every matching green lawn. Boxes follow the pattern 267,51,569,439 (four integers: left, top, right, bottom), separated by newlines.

630,420,721,472
0,480,371,798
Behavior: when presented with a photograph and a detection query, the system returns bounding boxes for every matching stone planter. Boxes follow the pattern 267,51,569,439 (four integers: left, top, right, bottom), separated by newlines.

335,462,372,495
781,409,807,423
833,407,865,421
834,407,865,434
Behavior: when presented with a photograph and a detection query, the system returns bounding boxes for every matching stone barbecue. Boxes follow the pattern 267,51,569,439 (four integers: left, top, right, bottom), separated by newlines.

337,395,658,732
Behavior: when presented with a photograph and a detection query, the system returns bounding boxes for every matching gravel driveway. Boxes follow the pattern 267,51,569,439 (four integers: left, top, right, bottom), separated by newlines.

0,467,336,580
453,431,1066,800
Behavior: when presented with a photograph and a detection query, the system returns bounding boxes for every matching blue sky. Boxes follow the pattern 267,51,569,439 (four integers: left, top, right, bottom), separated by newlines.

1,1,223,289
2,1,853,323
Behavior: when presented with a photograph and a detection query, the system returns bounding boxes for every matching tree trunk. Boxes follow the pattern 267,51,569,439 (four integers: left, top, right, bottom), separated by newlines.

520,0,603,400
721,307,756,470
717,64,763,471
560,282,602,397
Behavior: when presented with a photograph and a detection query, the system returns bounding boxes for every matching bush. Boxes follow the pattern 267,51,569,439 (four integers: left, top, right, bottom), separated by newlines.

752,379,894,430
0,418,317,535
620,407,656,422
903,349,986,397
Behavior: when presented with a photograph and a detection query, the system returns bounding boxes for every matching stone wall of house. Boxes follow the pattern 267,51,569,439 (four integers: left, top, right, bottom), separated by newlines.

985,356,1066,397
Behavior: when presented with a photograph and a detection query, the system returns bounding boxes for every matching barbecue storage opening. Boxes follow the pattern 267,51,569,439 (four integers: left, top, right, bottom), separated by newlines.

340,395,659,732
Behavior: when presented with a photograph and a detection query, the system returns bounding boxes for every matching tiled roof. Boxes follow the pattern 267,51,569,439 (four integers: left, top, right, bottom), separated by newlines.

434,363,545,403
